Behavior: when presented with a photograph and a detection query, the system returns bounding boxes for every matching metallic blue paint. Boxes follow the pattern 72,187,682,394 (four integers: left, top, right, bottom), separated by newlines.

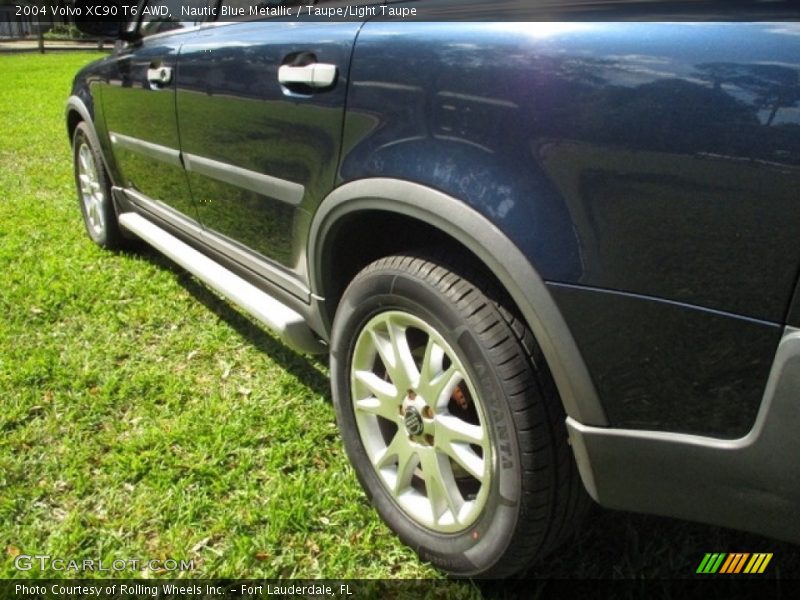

340,22,800,322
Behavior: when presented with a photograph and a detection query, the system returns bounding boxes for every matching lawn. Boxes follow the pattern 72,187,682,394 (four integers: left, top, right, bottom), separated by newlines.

0,52,797,588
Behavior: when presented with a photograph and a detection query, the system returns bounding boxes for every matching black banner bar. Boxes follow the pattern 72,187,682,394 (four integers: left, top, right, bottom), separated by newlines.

0,579,796,600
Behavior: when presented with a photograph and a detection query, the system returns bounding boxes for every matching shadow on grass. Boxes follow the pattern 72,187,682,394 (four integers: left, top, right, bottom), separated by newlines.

123,244,332,402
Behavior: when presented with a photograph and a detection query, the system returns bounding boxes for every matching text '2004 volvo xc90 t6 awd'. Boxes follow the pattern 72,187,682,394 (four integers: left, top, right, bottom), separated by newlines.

68,0,800,578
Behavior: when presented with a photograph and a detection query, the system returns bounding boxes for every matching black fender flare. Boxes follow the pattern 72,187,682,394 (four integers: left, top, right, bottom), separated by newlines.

65,95,117,188
308,177,607,426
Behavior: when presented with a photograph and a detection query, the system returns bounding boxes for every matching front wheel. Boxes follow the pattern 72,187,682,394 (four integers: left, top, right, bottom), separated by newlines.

72,122,128,250
330,253,587,578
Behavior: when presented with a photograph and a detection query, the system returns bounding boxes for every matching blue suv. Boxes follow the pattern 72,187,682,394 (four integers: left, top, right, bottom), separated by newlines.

68,0,800,577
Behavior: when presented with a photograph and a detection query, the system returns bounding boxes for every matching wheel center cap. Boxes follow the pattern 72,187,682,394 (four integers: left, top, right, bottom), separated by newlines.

403,406,424,436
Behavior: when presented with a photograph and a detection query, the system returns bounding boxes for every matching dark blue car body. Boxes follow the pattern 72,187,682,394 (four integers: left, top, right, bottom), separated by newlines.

67,0,800,573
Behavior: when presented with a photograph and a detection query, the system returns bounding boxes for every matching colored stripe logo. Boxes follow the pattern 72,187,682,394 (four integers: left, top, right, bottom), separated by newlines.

696,553,773,574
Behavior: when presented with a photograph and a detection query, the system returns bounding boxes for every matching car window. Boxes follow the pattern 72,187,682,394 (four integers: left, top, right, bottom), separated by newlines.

139,0,219,37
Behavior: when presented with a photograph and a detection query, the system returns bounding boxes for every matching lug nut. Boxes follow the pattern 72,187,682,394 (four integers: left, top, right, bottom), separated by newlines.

422,406,434,419
425,434,434,445
407,389,416,400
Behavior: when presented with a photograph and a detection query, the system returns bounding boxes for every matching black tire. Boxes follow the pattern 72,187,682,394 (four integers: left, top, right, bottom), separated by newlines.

72,122,128,250
330,253,588,578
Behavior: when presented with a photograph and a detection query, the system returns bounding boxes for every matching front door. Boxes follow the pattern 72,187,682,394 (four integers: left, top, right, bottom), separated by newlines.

175,18,362,292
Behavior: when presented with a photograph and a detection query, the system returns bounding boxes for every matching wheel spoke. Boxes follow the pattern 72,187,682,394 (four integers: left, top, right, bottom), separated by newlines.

419,336,446,388
376,432,419,494
354,395,399,422
437,413,487,446
367,327,400,385
354,369,398,403
394,444,419,495
79,147,91,172
432,367,461,409
353,364,400,421
79,174,93,196
386,319,420,390
376,432,403,469
420,449,461,524
438,439,486,481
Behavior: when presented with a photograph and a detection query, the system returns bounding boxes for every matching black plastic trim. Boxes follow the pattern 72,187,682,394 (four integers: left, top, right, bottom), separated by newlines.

66,95,116,187
309,177,607,426
568,327,800,544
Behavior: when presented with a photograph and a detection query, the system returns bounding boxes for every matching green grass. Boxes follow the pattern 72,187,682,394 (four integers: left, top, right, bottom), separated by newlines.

0,52,798,588
0,52,446,582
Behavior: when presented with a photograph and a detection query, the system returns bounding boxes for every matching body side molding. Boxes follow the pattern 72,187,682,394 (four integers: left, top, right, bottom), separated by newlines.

110,132,182,168
183,152,305,207
106,133,307,207
308,177,607,426
568,327,800,544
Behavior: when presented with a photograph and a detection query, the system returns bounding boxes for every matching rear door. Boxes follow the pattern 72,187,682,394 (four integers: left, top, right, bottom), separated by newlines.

175,13,362,297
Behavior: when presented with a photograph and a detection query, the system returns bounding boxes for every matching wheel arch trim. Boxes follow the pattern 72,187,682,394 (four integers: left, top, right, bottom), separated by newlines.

309,177,607,426
66,95,117,188
65,95,95,142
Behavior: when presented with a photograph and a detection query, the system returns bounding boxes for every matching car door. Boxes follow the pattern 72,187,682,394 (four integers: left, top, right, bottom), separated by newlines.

175,13,362,297
100,0,215,224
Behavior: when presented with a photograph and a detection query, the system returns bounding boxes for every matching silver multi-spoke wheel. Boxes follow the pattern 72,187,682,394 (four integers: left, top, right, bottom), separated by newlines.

351,310,492,533
333,254,587,577
77,142,106,237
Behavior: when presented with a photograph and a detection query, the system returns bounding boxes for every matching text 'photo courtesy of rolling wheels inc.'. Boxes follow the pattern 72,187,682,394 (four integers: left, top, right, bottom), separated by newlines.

3,0,800,598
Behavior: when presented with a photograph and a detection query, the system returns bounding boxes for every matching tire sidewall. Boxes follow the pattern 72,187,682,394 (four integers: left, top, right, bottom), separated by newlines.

331,266,524,577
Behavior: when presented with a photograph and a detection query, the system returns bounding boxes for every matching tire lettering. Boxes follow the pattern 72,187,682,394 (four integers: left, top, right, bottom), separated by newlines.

500,443,512,469
487,404,513,469
496,424,508,440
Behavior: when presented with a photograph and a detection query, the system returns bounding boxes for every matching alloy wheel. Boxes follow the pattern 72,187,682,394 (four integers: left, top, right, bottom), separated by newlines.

350,310,493,533
77,142,105,237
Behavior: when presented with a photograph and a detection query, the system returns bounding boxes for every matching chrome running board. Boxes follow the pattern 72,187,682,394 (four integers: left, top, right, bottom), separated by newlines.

118,212,324,354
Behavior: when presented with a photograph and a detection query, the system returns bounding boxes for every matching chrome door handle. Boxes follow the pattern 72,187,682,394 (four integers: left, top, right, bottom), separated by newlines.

147,66,173,86
278,63,337,88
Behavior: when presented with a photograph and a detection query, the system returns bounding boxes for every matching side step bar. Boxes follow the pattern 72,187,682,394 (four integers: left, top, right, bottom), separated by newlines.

118,212,325,355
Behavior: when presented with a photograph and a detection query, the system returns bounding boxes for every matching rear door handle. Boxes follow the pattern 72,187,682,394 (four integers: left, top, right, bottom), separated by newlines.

278,63,337,88
147,65,173,86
